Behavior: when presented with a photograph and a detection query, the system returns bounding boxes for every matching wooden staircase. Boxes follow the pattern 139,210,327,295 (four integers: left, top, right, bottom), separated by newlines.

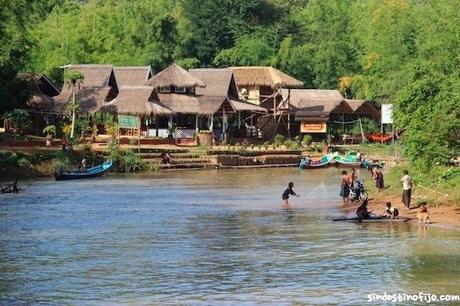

135,149,217,170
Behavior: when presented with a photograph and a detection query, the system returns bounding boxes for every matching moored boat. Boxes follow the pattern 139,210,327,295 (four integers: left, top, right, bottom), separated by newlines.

299,154,333,169
55,160,113,181
333,216,411,222
333,154,362,167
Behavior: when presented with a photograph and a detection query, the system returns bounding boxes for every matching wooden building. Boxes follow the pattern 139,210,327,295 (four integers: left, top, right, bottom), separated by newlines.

229,66,303,108
53,64,118,114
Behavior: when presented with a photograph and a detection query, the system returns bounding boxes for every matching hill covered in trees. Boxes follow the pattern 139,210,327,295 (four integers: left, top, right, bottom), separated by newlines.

1,0,459,168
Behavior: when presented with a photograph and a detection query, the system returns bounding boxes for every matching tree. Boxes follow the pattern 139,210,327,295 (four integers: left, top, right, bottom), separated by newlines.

213,36,273,67
3,109,31,141
63,70,84,139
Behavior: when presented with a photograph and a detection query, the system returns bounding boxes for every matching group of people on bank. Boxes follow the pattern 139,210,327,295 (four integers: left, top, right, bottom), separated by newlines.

341,167,430,224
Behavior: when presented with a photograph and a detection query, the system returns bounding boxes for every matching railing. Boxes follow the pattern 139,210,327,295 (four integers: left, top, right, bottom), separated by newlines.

147,129,169,138
146,128,196,139
174,129,195,139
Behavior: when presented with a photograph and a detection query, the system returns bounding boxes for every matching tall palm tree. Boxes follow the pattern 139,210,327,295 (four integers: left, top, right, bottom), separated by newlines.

63,70,84,138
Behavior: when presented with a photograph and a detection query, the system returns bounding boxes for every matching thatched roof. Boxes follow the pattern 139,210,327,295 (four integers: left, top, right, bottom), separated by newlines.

230,66,303,89
157,93,234,115
189,68,238,98
53,87,112,114
52,64,118,114
100,86,173,115
229,100,267,113
17,73,60,110
62,64,114,88
113,66,153,87
146,63,205,88
345,99,380,119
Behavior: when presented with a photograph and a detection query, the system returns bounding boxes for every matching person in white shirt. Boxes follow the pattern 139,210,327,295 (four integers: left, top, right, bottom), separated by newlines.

401,170,412,208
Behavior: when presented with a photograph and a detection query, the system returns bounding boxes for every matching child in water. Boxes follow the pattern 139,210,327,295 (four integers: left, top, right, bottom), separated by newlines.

282,182,300,206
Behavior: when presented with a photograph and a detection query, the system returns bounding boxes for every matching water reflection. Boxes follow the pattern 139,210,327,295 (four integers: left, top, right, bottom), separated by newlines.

0,168,459,304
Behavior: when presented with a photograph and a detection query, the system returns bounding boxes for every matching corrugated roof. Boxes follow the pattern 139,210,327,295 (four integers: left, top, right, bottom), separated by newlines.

345,99,380,119
281,89,352,114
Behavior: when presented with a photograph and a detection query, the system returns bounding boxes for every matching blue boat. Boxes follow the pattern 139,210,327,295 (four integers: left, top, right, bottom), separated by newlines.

55,160,113,181
299,154,333,169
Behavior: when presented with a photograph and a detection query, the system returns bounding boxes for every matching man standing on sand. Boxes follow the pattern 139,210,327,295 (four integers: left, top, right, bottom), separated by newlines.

401,169,412,209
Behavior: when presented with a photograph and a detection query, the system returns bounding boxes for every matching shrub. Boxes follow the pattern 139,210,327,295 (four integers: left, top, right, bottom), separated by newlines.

274,134,285,147
43,125,56,136
17,157,31,168
302,135,313,147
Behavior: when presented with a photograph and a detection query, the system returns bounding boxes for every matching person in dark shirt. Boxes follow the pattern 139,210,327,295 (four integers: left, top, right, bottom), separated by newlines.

356,199,371,221
282,182,299,206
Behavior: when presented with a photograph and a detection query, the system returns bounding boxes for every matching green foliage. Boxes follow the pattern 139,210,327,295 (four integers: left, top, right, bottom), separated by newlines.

302,135,313,147
213,36,272,67
43,125,56,135
274,134,285,147
3,109,31,136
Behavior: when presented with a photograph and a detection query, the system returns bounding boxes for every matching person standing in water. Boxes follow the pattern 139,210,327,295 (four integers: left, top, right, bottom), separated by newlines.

340,170,349,204
282,182,299,207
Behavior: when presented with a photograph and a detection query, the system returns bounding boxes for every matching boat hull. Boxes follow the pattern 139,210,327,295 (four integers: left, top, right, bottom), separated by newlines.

333,216,411,222
55,161,112,181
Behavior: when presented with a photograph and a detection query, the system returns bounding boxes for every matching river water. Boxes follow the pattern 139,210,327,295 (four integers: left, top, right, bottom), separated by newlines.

1,168,459,305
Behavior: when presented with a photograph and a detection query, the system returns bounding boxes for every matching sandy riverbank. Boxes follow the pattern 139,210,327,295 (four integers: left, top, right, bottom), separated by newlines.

340,194,460,230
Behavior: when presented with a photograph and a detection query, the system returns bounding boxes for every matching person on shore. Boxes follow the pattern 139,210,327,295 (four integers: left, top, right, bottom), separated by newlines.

161,152,172,165
282,182,299,206
356,199,371,221
417,204,430,224
45,133,52,147
401,169,412,209
356,150,362,161
371,168,384,192
383,201,398,219
81,157,87,169
340,170,349,204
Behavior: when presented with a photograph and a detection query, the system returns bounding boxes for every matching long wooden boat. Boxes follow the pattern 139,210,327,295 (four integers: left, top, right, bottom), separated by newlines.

367,133,393,143
55,160,112,181
333,216,411,222
299,154,333,169
333,154,362,167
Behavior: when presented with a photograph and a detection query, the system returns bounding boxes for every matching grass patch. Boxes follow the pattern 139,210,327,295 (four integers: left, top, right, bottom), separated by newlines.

380,163,460,206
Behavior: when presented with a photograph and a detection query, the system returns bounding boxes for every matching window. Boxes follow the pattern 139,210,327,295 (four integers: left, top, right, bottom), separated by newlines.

175,87,186,93
159,86,171,93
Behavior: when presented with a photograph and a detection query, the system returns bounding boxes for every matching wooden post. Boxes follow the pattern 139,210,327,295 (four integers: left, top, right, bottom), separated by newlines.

287,112,291,138
210,114,214,131
137,117,141,155
223,108,227,144
155,115,159,137
238,111,241,129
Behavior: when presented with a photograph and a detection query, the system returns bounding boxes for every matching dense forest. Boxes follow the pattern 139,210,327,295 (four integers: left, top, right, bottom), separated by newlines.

0,0,459,168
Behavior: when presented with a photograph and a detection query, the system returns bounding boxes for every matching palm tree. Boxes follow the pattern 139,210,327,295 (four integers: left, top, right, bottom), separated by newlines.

63,70,85,138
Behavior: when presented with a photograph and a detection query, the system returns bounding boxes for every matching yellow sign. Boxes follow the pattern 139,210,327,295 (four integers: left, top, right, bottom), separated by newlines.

301,121,327,133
